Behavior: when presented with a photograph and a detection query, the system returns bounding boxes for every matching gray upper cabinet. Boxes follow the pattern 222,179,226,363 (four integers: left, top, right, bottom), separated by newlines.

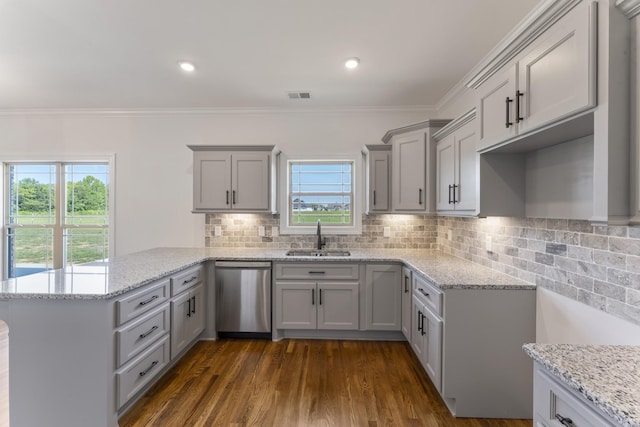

382,120,450,213
363,145,391,213
189,145,274,212
434,110,477,214
475,0,597,153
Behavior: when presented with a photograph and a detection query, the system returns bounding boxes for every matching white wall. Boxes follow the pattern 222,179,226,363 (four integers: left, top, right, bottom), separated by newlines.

0,108,432,255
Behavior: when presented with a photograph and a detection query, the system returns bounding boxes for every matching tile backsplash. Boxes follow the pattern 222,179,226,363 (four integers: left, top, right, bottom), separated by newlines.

205,213,438,249
205,213,640,326
437,216,640,326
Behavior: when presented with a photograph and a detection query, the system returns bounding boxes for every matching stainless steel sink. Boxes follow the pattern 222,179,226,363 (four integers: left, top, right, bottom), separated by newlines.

285,249,351,257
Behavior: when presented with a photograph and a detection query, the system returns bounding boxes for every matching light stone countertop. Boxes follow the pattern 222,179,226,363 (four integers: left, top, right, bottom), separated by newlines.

523,343,640,427
0,247,534,300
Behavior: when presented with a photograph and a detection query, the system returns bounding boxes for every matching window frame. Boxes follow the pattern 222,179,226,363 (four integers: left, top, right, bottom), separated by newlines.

0,155,115,279
279,154,362,235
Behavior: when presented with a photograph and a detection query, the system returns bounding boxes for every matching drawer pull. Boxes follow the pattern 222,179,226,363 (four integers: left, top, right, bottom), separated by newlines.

138,295,159,306
138,360,159,377
187,298,191,318
417,310,423,334
404,276,409,293
308,271,326,275
311,289,315,305
319,289,322,305
191,296,196,314
555,414,574,427
421,313,426,336
505,96,513,128
182,276,197,285
418,288,430,297
139,325,159,339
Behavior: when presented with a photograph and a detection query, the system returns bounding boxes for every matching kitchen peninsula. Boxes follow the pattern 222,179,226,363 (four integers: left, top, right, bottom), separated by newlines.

0,247,535,427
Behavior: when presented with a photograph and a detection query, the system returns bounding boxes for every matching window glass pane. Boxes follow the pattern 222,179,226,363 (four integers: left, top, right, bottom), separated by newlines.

64,228,109,265
8,164,56,225
289,161,353,227
6,227,54,278
65,164,109,225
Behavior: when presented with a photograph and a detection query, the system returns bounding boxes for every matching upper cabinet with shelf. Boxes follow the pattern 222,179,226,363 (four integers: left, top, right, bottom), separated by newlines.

381,120,450,214
465,0,631,224
189,145,279,213
475,0,597,153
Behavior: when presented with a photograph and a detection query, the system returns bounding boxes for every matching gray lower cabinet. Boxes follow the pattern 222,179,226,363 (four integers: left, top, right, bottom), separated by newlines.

274,281,359,330
274,263,359,331
364,264,401,330
407,270,536,419
170,282,205,359
400,267,412,340
533,362,615,427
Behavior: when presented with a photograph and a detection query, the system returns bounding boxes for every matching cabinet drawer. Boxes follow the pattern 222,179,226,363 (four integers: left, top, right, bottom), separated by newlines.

116,335,170,409
170,264,204,296
116,304,170,367
275,263,359,280
116,279,169,326
534,365,615,427
413,274,442,316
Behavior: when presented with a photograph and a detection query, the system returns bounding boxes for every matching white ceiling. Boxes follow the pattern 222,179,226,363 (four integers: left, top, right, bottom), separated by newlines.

0,0,540,110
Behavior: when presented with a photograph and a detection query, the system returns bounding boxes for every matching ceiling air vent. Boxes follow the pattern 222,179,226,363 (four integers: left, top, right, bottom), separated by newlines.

287,91,311,99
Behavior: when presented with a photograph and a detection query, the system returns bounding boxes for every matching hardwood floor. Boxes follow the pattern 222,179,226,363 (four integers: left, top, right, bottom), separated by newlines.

119,339,532,427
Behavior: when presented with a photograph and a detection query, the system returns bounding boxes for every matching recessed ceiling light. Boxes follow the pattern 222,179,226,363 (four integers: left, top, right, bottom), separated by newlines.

345,57,360,69
178,61,196,72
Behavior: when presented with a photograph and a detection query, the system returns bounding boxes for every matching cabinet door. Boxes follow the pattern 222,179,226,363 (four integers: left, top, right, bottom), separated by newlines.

422,306,443,392
231,152,270,211
401,268,412,341
186,284,205,344
393,132,426,211
369,150,391,212
317,282,359,330
364,264,401,330
410,295,425,360
436,136,455,211
454,125,477,211
193,151,232,211
517,0,595,135
170,291,192,359
476,65,517,152
274,282,316,329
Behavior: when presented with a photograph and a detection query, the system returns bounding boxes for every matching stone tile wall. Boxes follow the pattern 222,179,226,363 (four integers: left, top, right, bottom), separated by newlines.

437,216,640,326
204,213,438,250
204,212,640,326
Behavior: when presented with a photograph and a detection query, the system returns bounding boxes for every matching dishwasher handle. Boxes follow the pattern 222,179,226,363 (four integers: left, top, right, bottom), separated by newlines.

214,261,271,268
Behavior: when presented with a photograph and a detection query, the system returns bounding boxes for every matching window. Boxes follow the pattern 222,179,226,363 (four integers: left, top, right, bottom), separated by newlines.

2,162,111,279
282,158,361,234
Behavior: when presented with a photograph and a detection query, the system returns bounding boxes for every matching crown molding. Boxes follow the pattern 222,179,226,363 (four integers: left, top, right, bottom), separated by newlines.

0,105,437,117
432,108,477,141
464,0,584,90
616,0,640,18
381,119,452,144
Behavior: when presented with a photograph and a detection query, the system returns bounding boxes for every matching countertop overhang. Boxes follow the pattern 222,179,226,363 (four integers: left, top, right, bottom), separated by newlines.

0,247,534,300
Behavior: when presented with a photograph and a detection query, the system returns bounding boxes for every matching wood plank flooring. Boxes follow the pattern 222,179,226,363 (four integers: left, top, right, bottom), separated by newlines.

119,339,532,427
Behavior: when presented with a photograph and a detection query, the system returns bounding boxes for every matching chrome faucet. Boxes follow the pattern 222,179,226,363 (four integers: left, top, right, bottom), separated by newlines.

316,219,325,250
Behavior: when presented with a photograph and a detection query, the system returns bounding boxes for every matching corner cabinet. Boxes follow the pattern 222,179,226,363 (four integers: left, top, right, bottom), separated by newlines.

189,145,279,213
362,145,391,213
381,120,450,213
434,109,477,215
406,270,536,419
363,264,401,330
475,0,597,152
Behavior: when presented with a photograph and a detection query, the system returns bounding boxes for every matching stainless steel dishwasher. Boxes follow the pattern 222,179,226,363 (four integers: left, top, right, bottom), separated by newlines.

215,261,272,336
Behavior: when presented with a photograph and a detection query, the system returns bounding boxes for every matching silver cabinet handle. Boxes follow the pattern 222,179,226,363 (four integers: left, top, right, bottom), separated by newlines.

139,325,158,339
138,295,158,306
183,276,197,285
139,360,159,377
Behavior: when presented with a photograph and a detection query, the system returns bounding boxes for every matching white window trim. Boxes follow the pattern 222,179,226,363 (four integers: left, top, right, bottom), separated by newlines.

0,154,116,279
279,154,362,235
